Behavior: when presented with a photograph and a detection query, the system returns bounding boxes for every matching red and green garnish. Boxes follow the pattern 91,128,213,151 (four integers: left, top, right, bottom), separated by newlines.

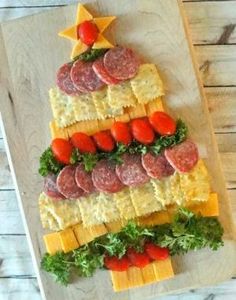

41,208,223,285
39,118,187,176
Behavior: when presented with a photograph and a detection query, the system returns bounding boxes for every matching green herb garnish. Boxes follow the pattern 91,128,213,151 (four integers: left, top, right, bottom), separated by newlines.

38,147,64,176
74,48,108,62
41,209,223,285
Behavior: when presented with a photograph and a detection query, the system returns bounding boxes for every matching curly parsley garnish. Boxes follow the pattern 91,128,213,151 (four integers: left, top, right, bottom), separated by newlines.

74,48,108,62
38,147,64,176
41,208,223,285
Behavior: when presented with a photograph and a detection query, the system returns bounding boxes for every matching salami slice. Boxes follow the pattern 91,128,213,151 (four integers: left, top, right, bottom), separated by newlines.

104,47,140,80
92,57,120,85
70,60,105,93
44,173,65,199
56,63,80,96
164,140,199,173
141,152,175,179
92,160,124,193
57,165,85,199
75,164,96,193
116,153,149,187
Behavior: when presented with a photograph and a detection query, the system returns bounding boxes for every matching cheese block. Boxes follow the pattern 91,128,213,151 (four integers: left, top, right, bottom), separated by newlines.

59,228,79,253
73,223,95,246
43,232,62,255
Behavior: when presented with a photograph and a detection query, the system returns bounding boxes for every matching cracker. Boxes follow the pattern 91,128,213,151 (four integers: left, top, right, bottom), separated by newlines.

130,64,164,103
71,93,98,121
108,80,137,110
130,182,162,216
113,187,136,219
49,87,76,128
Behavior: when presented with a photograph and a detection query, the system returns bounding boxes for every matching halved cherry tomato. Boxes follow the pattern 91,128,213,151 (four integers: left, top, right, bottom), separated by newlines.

149,111,176,136
93,130,115,152
111,121,132,146
71,132,96,154
78,20,99,46
144,243,169,260
104,255,130,271
51,138,73,164
127,248,150,268
131,118,155,145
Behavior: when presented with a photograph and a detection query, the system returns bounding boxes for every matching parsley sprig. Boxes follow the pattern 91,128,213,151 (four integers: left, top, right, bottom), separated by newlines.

38,147,64,176
41,208,223,285
74,48,108,62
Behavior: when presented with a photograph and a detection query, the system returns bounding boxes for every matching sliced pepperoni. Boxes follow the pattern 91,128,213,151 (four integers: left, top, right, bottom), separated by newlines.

56,63,80,96
141,152,175,179
116,153,149,187
75,164,96,193
92,56,120,85
164,140,199,173
104,47,140,80
44,173,65,200
92,160,124,193
70,60,105,93
56,165,85,199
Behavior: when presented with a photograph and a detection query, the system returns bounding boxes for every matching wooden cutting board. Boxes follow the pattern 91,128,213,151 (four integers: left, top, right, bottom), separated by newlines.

0,0,235,299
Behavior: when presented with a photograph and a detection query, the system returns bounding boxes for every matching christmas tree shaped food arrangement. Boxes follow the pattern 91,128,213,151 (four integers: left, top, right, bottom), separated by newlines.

39,3,223,291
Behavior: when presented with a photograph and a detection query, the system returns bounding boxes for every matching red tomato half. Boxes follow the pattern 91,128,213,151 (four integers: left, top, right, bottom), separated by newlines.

127,248,150,268
104,255,130,271
111,121,132,146
71,132,96,154
131,118,155,145
145,243,169,260
51,138,73,164
78,20,99,46
149,111,176,136
93,131,115,152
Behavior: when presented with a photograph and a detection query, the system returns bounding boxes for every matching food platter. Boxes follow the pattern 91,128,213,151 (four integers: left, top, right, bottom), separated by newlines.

0,0,235,299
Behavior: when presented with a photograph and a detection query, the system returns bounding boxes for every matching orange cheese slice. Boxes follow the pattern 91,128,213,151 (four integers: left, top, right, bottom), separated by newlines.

58,25,77,41
76,4,93,24
94,16,116,33
92,33,114,49
71,40,89,59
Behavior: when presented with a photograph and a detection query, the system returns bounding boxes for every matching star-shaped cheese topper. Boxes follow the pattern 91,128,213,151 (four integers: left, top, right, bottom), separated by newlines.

58,4,116,59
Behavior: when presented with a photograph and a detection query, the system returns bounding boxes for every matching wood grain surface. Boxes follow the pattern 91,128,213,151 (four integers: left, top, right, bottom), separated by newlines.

0,0,236,300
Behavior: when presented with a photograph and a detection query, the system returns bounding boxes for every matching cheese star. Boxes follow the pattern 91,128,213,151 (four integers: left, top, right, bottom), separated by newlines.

58,4,116,59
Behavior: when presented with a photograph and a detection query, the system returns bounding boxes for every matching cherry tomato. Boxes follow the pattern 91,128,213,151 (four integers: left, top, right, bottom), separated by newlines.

127,248,150,268
51,138,73,164
111,121,132,146
78,20,98,46
104,255,130,271
71,132,96,154
93,131,115,152
149,111,176,136
131,118,155,145
145,243,169,260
